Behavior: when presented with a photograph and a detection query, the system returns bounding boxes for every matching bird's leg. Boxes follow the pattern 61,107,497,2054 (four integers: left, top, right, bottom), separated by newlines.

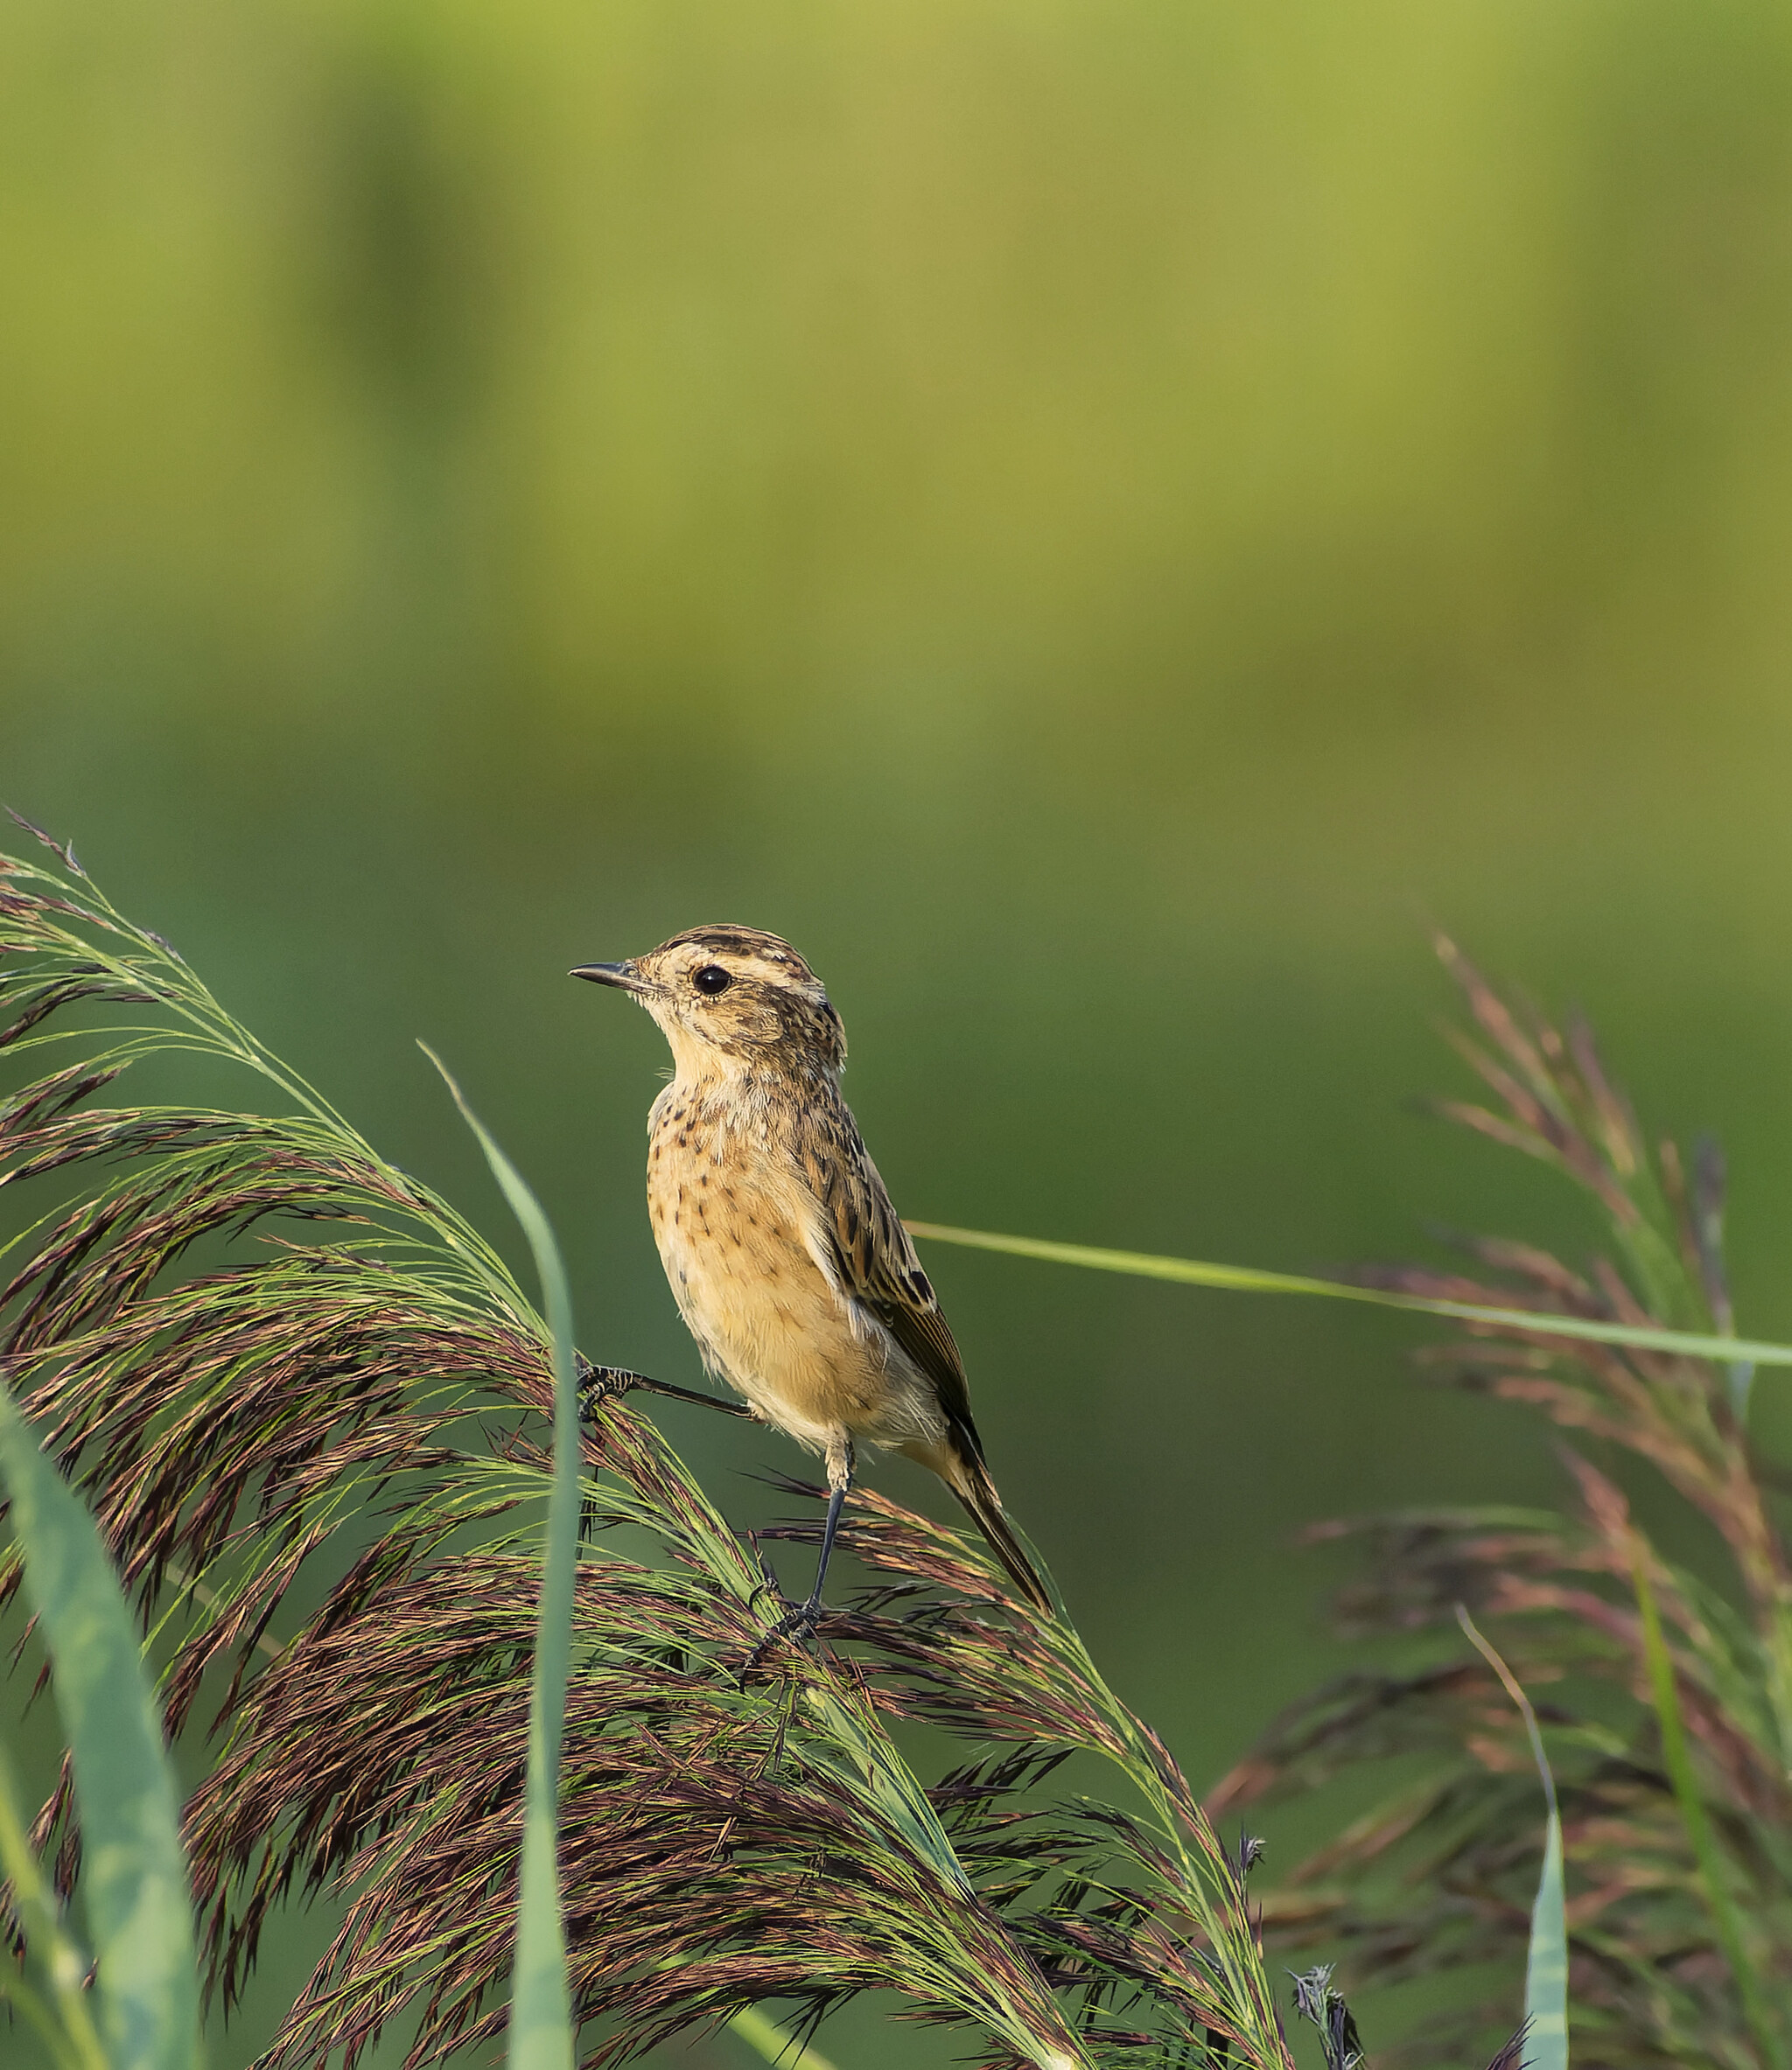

804,1446,854,1609
742,1439,854,1676
575,1353,755,1422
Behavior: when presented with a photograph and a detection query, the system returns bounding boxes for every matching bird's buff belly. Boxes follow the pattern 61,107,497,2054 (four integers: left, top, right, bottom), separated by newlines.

650,1191,941,1453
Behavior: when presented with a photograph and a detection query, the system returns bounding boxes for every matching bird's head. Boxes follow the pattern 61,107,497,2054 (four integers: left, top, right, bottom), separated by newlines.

572,927,846,1077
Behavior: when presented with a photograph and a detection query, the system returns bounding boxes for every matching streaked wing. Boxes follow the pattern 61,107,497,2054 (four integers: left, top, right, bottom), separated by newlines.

797,1098,984,1461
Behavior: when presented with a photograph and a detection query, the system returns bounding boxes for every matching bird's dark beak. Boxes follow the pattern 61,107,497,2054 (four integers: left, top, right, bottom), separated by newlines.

570,961,653,996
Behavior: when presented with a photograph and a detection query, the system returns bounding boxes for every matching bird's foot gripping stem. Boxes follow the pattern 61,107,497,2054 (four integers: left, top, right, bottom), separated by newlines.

575,1356,641,1414
738,1455,852,1682
738,1589,829,1681
575,1354,755,1423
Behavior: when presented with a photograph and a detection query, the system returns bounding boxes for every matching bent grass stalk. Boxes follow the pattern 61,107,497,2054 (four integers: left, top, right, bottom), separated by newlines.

904,1222,1792,1371
1455,1607,1566,2070
424,1050,581,2070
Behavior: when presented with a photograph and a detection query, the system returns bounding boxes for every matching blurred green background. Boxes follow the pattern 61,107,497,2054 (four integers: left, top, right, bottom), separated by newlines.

9,0,1792,2060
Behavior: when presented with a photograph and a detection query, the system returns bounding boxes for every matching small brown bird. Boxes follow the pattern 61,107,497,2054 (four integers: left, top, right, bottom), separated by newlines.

572,926,1051,1640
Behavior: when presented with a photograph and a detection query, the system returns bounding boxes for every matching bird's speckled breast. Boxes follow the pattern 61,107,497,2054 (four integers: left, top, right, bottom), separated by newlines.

645,1080,938,1452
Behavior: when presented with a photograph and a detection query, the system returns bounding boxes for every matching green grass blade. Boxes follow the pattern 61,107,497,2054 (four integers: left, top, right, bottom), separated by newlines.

1525,1810,1568,2070
1631,1555,1787,2070
423,1048,579,2070
0,1737,106,2070
905,1222,1792,1367
729,2006,841,2069
1456,1610,1566,2069
0,1386,200,2070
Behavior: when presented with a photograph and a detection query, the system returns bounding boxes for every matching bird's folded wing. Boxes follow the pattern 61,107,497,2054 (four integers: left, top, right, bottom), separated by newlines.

798,1107,984,1462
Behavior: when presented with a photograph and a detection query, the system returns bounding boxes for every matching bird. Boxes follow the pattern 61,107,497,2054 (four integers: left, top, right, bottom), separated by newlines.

571,925,1052,1650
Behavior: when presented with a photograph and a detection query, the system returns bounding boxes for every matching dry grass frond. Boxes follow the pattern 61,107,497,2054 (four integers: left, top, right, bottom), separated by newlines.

1212,940,1792,2067
0,829,1298,2070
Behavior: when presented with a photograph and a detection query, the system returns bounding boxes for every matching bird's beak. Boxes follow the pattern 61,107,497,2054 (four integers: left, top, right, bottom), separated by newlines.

570,961,654,996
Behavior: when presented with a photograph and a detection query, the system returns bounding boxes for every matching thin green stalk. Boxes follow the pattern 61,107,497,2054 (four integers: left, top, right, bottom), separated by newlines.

425,1050,581,2070
906,1222,1792,1367
1457,1609,1566,2070
1631,1553,1786,2070
729,2005,841,2069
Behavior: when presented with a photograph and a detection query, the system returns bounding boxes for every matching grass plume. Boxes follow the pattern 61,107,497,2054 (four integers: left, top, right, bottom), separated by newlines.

1208,941,1792,2064
0,826,1311,2067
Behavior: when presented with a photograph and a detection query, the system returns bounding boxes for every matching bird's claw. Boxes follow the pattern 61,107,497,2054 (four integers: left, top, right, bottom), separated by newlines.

576,1357,639,1417
738,1595,827,1682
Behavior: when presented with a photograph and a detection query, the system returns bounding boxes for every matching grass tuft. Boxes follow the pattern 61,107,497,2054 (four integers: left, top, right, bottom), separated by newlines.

0,834,1302,2067
1204,942,1792,2062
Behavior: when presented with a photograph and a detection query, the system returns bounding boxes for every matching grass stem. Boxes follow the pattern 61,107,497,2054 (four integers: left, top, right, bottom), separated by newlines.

1631,1550,1786,2070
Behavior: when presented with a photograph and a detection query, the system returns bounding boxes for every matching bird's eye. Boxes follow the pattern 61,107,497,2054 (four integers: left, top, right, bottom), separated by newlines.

693,964,732,996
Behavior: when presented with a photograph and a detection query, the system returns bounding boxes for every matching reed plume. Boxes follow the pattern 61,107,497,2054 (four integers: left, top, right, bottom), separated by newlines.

0,823,1308,2070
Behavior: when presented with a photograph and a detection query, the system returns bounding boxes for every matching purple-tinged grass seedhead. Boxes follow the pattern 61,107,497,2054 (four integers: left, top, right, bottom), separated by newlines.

1212,942,1792,2064
0,831,1295,2070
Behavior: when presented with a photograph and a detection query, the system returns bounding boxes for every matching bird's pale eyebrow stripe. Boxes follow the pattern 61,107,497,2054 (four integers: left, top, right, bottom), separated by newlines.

670,927,794,962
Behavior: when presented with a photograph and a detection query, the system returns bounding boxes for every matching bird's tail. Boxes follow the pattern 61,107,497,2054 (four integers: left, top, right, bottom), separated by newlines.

938,1450,1054,1619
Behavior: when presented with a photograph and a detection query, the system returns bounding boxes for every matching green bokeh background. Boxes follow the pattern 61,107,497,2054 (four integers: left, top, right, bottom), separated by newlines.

8,0,1792,2061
